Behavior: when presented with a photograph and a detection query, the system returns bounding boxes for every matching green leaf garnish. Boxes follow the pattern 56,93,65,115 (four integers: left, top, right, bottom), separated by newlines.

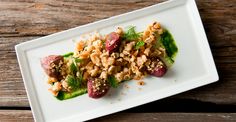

66,75,80,90
70,57,83,75
123,26,141,41
107,76,119,88
70,61,77,75
74,57,83,63
78,70,83,83
63,52,74,57
135,41,145,50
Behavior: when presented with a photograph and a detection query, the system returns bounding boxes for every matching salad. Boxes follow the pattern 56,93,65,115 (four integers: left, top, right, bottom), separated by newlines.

40,21,178,100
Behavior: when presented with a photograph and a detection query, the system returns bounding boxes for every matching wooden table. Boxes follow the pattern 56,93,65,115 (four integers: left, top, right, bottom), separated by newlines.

0,0,235,121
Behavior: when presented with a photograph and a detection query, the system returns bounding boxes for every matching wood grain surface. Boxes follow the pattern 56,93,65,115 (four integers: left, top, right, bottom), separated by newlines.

0,110,236,122
0,0,235,121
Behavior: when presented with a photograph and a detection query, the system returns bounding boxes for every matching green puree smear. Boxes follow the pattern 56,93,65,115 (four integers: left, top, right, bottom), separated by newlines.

56,88,87,100
159,30,178,66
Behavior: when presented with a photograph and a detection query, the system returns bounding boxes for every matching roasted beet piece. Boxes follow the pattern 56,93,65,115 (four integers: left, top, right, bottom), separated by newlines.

105,32,121,53
40,55,63,78
150,59,167,77
87,78,110,99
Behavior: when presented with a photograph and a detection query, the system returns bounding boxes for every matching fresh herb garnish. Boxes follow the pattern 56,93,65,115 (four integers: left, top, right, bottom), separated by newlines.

74,57,83,63
123,26,141,41
70,61,77,75
107,76,119,88
63,52,74,57
77,70,83,83
66,75,80,90
69,57,83,75
135,41,145,50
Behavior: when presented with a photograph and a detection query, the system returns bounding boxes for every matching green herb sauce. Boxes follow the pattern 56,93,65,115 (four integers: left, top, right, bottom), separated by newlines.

160,30,178,60
56,88,87,100
159,30,178,66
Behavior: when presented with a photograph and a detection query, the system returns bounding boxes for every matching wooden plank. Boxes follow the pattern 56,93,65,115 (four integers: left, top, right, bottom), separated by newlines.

0,0,236,107
0,0,166,37
0,0,235,38
0,110,236,122
0,110,33,122
0,37,38,107
95,113,236,122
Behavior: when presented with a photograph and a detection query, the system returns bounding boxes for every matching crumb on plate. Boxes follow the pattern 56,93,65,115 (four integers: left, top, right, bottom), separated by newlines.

137,81,145,86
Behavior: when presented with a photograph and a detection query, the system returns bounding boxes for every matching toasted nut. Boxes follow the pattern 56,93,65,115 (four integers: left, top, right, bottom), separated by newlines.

108,66,116,74
116,27,123,35
90,53,101,66
76,41,85,51
90,66,99,77
100,71,108,79
52,82,62,92
47,77,57,84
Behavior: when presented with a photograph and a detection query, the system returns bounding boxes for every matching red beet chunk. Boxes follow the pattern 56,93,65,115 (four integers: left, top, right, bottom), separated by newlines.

105,32,121,53
40,55,63,78
150,59,167,77
87,78,110,99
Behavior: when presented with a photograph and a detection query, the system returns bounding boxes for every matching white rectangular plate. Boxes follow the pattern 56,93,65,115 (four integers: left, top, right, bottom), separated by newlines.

15,0,218,121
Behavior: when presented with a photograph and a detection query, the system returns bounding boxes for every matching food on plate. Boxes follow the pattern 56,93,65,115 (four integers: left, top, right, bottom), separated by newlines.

40,55,64,78
87,78,110,98
40,21,178,100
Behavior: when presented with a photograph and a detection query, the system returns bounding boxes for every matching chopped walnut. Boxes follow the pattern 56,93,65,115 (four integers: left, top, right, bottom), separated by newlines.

115,72,125,82
92,39,103,47
107,57,115,66
116,27,123,35
130,55,136,62
101,56,109,68
90,66,99,77
136,55,147,67
100,71,108,79
137,81,145,86
124,41,135,52
76,41,85,51
83,71,90,81
47,77,57,84
144,47,151,56
144,37,153,44
79,51,90,59
90,53,101,66
111,52,119,58
85,62,94,71
49,82,62,96
108,65,116,74
48,88,59,96
52,82,62,92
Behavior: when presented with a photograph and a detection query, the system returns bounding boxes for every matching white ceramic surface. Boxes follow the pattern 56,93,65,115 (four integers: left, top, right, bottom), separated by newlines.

15,0,218,121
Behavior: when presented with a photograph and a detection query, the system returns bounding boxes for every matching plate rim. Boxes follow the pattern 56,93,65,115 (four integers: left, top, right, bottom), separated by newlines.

15,0,219,121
